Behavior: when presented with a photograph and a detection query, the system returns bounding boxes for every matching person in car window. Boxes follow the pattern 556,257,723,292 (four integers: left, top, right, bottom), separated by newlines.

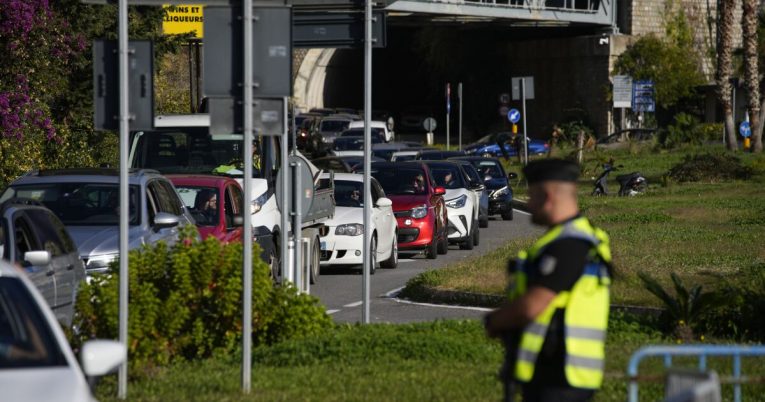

443,171,456,188
194,190,217,224
411,173,426,194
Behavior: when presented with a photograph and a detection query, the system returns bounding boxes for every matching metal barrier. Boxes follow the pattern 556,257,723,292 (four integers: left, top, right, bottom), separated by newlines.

627,345,765,402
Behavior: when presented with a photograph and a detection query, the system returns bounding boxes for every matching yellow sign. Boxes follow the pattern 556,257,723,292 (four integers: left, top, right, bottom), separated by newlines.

163,5,204,38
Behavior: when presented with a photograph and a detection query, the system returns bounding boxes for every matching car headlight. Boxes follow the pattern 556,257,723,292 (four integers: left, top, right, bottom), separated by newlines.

86,254,118,272
445,194,467,209
411,204,428,219
251,193,268,214
335,223,364,236
490,186,509,199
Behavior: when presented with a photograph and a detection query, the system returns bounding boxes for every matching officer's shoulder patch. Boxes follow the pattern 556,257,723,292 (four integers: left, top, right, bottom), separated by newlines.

538,255,557,276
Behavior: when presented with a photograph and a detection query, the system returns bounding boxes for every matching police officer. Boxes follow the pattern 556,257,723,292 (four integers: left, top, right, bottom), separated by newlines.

484,158,612,402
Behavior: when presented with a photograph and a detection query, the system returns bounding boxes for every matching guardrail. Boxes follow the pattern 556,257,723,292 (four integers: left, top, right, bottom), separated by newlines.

627,345,765,402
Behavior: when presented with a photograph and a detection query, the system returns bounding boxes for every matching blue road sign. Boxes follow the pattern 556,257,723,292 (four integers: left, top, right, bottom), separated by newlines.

740,121,752,137
632,80,655,113
508,108,521,124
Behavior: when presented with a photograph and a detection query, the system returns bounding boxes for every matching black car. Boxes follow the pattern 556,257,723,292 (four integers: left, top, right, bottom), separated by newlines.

312,155,385,173
450,156,516,221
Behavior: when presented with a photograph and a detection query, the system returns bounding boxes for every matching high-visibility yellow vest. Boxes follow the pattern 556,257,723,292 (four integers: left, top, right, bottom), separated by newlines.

508,216,612,389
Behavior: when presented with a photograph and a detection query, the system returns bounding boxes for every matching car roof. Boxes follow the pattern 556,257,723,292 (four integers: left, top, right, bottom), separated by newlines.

450,156,500,163
10,168,161,185
421,160,460,168
320,172,366,182
348,120,387,128
166,174,239,187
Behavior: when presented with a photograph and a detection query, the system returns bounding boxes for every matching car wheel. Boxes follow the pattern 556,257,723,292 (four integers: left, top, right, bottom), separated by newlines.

369,236,378,275
460,228,474,250
425,236,438,259
309,236,320,284
473,224,480,246
380,234,398,269
479,216,489,228
502,209,514,221
437,229,448,255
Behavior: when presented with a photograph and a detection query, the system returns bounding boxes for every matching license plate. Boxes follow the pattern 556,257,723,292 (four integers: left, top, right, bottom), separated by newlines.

320,241,327,250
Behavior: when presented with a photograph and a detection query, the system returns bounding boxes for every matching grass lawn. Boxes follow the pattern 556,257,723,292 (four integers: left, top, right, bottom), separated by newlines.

404,144,765,307
93,317,765,401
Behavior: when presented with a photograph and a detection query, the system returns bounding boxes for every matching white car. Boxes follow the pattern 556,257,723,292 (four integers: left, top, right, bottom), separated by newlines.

423,161,479,250
0,259,126,402
348,120,393,142
318,173,398,273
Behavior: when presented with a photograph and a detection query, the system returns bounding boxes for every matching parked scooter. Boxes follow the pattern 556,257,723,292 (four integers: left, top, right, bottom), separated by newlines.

592,161,647,196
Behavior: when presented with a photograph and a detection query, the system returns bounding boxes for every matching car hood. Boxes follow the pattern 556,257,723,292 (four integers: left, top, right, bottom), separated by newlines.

443,188,470,201
387,194,432,211
324,206,362,227
0,367,92,402
67,226,147,258
484,178,509,190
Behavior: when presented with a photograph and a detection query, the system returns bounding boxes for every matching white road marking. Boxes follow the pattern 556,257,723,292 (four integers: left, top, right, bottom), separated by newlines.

344,301,363,308
514,208,531,216
382,286,493,312
398,258,417,263
327,309,341,315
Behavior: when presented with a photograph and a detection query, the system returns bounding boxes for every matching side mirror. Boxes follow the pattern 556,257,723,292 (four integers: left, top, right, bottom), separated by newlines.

433,186,446,196
471,184,486,192
376,197,393,208
81,340,126,380
507,172,518,180
153,212,180,231
232,215,244,227
24,250,51,266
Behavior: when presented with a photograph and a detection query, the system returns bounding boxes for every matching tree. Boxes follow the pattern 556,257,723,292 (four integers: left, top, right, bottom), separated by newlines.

715,0,739,151
742,0,762,152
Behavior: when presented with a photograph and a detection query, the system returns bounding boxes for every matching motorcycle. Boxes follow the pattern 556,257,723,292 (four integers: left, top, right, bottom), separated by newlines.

592,163,647,196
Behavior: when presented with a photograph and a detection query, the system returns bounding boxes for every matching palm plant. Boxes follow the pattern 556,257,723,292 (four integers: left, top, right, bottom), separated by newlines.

637,272,720,341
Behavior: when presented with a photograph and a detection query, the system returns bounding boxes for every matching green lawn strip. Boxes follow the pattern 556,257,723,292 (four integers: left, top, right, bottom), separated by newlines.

403,146,765,308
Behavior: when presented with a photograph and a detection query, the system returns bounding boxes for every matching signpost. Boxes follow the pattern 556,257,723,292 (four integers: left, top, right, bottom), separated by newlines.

458,82,463,151
423,117,437,145
613,75,632,131
446,83,451,150
632,80,655,113
740,121,752,149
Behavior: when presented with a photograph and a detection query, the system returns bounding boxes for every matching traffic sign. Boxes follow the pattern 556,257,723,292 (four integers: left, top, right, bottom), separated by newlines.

613,75,632,108
423,117,437,132
740,121,752,138
446,83,451,114
499,93,510,104
632,80,655,112
507,108,521,124
162,4,204,38
498,105,509,117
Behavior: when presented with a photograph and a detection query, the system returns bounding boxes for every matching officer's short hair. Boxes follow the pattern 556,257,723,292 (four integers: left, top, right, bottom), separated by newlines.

523,159,580,184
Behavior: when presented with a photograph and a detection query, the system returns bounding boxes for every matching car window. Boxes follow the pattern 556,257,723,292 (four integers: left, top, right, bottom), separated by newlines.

150,181,181,216
5,184,140,226
461,164,482,185
334,180,364,208
175,186,218,227
0,222,6,260
372,180,385,203
224,185,239,228
474,161,503,179
320,120,350,132
12,214,40,263
430,166,466,189
159,181,183,216
371,168,428,195
24,210,74,257
0,277,67,369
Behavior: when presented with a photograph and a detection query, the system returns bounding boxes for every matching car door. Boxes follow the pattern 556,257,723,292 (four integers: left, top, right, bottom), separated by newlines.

9,210,56,310
25,208,82,323
224,183,244,243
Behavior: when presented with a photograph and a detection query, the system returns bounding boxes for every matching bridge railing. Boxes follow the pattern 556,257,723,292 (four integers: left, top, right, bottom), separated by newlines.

464,0,600,13
627,345,765,402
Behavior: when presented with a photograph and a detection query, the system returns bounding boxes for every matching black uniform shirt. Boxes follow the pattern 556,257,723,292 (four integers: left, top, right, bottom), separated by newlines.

525,232,592,387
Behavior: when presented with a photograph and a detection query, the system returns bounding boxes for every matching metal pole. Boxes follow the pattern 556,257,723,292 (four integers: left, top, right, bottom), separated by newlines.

281,100,290,285
292,160,302,291
117,0,129,397
521,78,528,165
195,41,202,111
458,82,463,151
362,0,372,324
242,0,253,393
446,83,450,151
188,41,195,113
292,104,297,152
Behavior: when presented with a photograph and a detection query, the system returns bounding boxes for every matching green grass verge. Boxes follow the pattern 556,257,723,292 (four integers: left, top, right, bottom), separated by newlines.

93,317,765,401
403,145,765,307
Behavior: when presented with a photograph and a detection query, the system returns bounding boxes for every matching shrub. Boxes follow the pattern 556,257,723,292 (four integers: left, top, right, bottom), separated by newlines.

73,235,332,372
666,153,753,182
699,262,765,341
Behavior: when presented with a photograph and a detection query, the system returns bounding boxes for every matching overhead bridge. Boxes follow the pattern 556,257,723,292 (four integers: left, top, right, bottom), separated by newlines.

386,0,616,27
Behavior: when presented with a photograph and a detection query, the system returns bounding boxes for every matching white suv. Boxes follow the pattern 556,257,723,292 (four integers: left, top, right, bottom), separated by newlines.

348,120,393,142
423,161,480,250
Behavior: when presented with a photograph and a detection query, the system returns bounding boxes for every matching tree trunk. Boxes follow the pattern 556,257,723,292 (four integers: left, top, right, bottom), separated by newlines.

715,0,739,151
742,0,762,152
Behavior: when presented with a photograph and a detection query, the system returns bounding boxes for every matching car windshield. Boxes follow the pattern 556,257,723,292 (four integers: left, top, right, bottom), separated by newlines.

430,166,466,189
175,186,219,226
474,161,503,179
394,154,417,162
333,180,365,208
1,184,140,226
371,168,428,195
461,164,482,184
0,277,67,369
333,137,365,151
342,128,385,140
320,120,350,132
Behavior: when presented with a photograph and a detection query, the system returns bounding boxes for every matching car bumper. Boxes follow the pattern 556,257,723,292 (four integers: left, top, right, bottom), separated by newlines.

489,196,513,215
318,232,364,265
395,213,436,250
446,205,472,241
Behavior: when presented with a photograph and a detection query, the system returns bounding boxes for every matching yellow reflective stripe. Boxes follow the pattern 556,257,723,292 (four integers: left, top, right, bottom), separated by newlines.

566,339,604,359
519,333,545,353
516,359,535,381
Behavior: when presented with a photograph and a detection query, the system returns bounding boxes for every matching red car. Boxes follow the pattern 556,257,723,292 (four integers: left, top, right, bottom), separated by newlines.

167,175,245,243
369,162,448,259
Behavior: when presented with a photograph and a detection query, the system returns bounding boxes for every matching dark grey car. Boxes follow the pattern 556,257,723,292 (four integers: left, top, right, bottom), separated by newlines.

0,168,197,276
0,199,86,325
